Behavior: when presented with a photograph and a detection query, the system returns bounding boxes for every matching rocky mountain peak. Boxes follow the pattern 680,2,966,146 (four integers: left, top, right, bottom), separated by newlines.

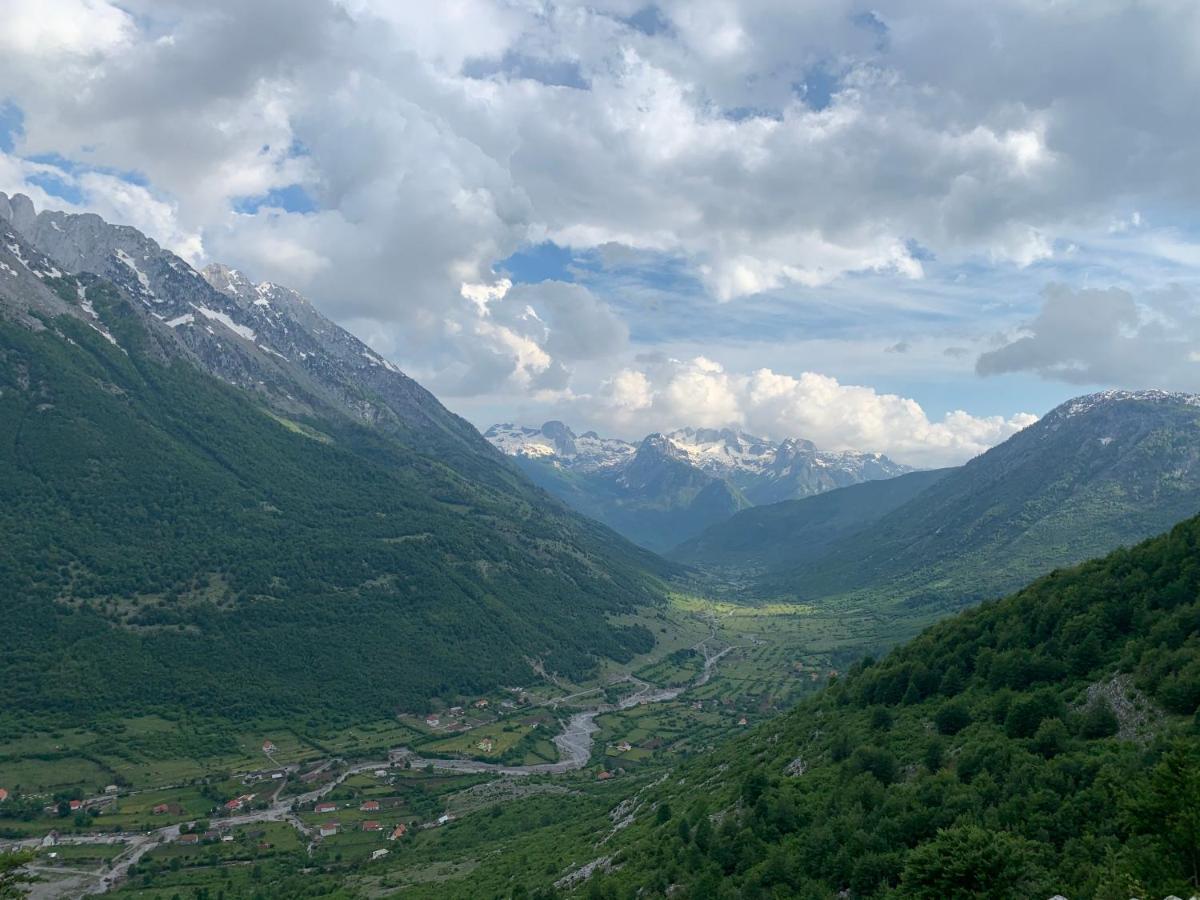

637,432,688,462
0,192,37,233
1049,389,1200,421
540,420,578,456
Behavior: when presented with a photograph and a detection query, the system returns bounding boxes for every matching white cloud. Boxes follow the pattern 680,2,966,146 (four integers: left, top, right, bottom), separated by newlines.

586,355,1035,467
0,0,134,56
1,0,1197,459
977,283,1200,389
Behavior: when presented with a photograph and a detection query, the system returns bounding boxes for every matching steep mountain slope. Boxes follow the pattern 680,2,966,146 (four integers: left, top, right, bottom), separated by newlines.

666,427,912,505
753,391,1200,607
0,202,668,723
485,421,908,550
672,467,953,569
503,429,749,552
590,515,1200,898
0,191,512,485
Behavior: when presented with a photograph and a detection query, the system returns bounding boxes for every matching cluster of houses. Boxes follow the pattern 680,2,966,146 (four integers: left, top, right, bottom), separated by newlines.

178,828,236,845
310,799,419,842
224,793,256,812
424,698,495,730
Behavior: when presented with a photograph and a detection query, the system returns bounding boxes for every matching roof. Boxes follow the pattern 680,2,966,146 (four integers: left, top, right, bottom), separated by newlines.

362,820,381,830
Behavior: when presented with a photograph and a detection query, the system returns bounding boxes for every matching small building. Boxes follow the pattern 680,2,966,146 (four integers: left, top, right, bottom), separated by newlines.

0,788,7,802
225,798,243,811
436,813,453,825
737,717,749,726
360,800,381,812
262,740,276,752
477,738,494,753
425,715,440,727
104,785,119,795
152,803,170,815
615,741,632,753
178,833,199,845
448,706,464,717
319,822,339,837
271,772,283,780
315,802,337,814
371,848,389,861
389,823,408,840
361,820,381,832
221,833,234,842
373,769,388,778
202,830,220,843
473,699,490,709
596,771,613,781
68,799,82,811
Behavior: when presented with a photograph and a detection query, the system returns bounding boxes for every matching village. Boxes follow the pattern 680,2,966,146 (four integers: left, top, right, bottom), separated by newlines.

0,596,848,897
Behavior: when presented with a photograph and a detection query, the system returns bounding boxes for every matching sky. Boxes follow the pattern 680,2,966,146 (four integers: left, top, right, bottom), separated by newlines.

1,0,1199,466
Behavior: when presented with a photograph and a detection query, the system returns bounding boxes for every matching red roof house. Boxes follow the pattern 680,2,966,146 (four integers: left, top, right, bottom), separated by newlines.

360,800,380,812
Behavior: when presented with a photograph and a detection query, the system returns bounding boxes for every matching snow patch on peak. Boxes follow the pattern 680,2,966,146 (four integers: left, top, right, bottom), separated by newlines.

1055,390,1200,418
195,306,255,341
114,248,154,297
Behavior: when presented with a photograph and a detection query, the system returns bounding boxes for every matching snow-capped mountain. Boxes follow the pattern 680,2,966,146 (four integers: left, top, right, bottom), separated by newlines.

661,427,911,504
486,422,911,506
484,422,636,472
0,192,490,465
484,421,912,550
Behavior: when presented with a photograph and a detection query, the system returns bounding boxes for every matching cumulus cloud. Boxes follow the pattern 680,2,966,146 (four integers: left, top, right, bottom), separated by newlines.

2,0,1197,462
588,356,1035,467
976,284,1200,389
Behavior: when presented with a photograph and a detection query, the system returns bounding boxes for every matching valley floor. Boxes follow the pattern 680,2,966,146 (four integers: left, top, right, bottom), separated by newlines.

0,586,886,898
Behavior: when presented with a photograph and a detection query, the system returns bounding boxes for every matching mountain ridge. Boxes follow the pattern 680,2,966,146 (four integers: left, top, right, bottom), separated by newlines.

0,194,672,723
484,419,912,550
749,388,1200,608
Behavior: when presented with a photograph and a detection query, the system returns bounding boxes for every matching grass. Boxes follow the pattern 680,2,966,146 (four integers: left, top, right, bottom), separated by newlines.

423,723,538,759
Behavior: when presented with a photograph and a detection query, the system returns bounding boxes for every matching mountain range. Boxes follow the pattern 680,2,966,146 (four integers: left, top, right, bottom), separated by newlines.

5,194,1200,899
485,421,911,551
679,389,1200,613
0,192,669,722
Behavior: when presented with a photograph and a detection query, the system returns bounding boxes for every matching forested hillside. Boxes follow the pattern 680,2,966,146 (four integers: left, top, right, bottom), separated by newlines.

727,391,1200,609
588,514,1200,898
672,468,951,569
0,262,667,728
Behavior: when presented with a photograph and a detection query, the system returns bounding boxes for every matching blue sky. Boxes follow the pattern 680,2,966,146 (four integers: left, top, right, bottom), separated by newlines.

1,1,1198,465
